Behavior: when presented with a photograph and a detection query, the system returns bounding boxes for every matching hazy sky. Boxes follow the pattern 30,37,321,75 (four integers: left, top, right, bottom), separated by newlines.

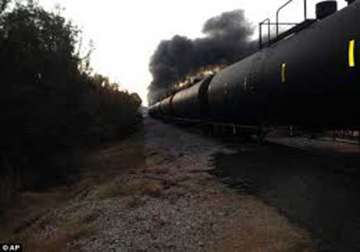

39,0,347,105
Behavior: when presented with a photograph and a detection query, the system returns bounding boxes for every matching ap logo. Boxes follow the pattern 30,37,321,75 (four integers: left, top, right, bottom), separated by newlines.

1,244,22,252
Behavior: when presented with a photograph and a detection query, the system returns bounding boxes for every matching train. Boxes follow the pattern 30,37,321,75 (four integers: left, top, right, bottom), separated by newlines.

149,0,360,136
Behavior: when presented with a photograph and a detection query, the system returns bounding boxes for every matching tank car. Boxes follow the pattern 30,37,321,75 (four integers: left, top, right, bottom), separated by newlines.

171,76,213,119
150,0,360,130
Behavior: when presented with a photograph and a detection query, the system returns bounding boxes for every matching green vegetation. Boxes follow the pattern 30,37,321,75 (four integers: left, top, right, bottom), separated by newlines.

0,0,142,203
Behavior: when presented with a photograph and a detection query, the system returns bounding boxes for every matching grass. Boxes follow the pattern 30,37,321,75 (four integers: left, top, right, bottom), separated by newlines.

8,211,98,252
0,128,147,252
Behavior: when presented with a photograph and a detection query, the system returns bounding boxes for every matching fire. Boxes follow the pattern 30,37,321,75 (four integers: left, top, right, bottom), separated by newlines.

176,64,226,89
158,65,226,102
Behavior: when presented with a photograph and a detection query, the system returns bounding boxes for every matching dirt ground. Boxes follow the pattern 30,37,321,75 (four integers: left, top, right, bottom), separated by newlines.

1,113,316,251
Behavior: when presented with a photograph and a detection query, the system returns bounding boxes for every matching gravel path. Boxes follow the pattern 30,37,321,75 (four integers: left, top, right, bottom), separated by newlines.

22,116,314,251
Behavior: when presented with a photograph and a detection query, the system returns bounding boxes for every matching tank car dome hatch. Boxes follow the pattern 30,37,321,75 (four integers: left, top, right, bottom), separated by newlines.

316,1,338,19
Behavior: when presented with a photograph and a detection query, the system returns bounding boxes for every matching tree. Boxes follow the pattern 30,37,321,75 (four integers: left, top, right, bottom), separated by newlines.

0,0,10,13
0,0,142,196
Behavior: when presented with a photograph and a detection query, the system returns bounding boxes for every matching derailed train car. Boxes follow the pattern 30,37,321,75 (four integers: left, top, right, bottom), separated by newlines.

149,0,360,130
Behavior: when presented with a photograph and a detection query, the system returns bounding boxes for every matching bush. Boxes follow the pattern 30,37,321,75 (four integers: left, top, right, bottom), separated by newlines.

0,1,142,200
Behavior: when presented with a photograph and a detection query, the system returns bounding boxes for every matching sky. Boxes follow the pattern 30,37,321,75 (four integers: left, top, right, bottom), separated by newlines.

38,0,347,105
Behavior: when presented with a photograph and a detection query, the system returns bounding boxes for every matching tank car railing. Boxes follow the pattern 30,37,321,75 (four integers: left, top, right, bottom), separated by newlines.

259,21,298,49
258,0,309,49
276,0,308,36
259,18,270,49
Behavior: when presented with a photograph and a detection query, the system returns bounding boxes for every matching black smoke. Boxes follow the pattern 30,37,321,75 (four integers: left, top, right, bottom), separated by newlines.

148,9,256,104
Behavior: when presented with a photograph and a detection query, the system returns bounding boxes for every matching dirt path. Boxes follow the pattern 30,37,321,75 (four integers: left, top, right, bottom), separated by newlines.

4,115,314,251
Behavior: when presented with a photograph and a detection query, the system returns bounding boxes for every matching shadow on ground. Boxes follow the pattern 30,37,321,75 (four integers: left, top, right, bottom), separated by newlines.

212,142,360,252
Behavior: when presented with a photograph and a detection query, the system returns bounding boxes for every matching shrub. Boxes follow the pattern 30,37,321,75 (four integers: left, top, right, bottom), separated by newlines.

0,1,142,201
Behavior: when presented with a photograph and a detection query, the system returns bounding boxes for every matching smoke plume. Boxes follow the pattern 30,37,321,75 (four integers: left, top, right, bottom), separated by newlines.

148,9,256,104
